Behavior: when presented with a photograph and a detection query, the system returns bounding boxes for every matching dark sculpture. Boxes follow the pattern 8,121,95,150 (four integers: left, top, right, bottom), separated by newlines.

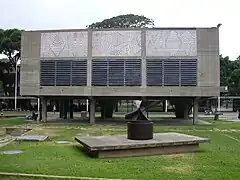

125,100,159,140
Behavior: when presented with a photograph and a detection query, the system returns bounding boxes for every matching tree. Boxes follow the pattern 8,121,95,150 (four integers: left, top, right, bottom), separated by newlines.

87,14,154,29
0,29,22,97
88,14,155,119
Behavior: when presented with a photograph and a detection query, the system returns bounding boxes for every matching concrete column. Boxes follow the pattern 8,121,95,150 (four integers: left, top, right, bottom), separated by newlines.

59,100,63,118
193,98,199,124
89,97,96,124
69,100,73,119
184,103,189,120
217,96,221,112
42,98,47,122
165,100,168,112
63,100,68,119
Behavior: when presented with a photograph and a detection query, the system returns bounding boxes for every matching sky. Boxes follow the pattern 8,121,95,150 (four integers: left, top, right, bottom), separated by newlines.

0,0,239,59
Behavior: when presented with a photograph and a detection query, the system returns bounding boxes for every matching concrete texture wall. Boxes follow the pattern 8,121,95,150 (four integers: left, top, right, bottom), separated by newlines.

20,27,220,97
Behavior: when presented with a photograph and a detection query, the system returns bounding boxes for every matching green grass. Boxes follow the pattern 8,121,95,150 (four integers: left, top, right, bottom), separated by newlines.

0,120,240,179
0,118,27,126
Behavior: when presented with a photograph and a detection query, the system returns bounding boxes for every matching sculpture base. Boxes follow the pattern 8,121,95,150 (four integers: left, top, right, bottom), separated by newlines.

75,133,210,158
127,121,153,140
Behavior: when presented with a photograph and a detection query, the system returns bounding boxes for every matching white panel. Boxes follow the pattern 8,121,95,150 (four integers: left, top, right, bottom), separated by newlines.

146,30,197,56
41,31,88,57
92,31,141,56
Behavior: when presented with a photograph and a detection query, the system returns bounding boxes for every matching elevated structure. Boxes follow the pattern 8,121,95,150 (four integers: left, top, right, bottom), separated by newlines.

20,27,220,122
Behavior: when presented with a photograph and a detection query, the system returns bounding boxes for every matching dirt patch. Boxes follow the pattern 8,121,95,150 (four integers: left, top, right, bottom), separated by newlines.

163,165,193,174
26,128,61,137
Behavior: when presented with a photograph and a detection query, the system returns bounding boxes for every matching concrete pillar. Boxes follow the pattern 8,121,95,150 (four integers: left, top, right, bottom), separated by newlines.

184,103,189,120
165,100,168,112
89,97,96,124
63,100,68,119
59,100,63,118
217,96,221,112
69,100,73,119
42,98,47,122
193,98,199,124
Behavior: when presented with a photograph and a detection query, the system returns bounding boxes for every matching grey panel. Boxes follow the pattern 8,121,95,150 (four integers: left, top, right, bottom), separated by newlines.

72,60,87,86
92,60,108,86
125,60,141,86
181,59,197,86
146,60,163,86
108,60,124,86
56,61,71,86
164,60,180,86
40,61,55,86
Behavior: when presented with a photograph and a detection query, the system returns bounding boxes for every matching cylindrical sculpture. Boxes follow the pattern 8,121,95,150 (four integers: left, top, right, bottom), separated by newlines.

127,121,153,140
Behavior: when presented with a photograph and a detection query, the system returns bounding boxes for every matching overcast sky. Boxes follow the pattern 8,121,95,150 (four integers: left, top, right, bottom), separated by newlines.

0,0,239,59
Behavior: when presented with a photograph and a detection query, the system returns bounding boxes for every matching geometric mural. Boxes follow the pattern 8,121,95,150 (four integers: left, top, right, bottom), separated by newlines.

40,31,88,57
92,31,141,56
146,30,197,56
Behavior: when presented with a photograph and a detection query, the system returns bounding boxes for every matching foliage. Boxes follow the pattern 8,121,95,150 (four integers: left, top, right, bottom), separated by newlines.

87,14,154,29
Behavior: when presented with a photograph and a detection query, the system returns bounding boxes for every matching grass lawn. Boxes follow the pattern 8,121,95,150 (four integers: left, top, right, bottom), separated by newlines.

0,118,240,180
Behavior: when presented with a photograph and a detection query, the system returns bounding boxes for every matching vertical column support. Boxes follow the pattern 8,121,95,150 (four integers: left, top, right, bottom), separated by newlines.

184,103,189,120
42,97,47,123
89,97,96,124
193,97,199,124
87,29,93,87
141,28,146,87
59,100,63,118
63,100,68,119
69,99,73,119
165,100,168,112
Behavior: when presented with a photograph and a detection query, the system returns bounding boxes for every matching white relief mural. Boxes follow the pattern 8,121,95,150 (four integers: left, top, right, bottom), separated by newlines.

41,31,88,57
146,30,197,56
92,31,141,56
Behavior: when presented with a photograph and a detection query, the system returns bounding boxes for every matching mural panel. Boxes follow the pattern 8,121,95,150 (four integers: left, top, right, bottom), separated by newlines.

146,30,197,56
92,31,141,56
40,31,88,57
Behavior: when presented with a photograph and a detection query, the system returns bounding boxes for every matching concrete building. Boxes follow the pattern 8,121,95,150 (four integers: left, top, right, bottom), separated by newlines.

20,26,220,123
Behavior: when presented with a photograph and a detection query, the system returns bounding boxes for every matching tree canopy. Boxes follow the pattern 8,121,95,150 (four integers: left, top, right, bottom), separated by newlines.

87,14,154,29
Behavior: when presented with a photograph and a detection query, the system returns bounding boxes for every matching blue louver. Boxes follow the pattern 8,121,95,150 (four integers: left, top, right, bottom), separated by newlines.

56,61,71,86
40,61,55,86
125,60,141,86
146,60,163,86
164,60,180,86
181,60,197,86
92,60,108,86
72,60,87,86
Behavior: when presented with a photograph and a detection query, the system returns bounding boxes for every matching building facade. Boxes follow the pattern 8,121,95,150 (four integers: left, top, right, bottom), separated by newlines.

20,27,220,122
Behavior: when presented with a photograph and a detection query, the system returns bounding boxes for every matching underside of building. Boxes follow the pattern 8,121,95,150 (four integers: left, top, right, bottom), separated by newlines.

20,27,220,123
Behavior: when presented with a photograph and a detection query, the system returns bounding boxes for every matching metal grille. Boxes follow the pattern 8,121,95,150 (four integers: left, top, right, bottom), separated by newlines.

146,60,163,86
56,61,71,86
40,61,55,86
125,60,141,86
181,59,197,86
92,59,142,86
92,60,108,86
72,60,87,86
108,60,124,86
164,60,180,86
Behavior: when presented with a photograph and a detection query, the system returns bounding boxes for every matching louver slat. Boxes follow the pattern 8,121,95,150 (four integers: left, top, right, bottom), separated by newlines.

181,60,197,86
108,60,124,86
72,60,87,86
164,60,180,86
92,60,108,86
56,61,71,86
40,61,55,86
125,60,141,86
147,60,163,86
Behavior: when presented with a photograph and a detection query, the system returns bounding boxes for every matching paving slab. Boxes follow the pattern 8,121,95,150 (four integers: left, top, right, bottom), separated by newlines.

55,140,72,144
16,135,48,141
1,150,23,155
